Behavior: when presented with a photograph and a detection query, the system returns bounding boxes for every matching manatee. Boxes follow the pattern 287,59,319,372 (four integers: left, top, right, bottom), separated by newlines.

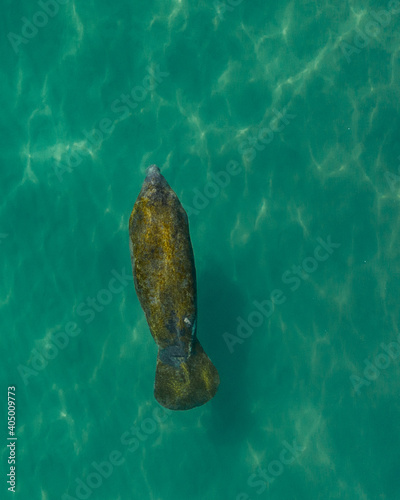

129,165,220,410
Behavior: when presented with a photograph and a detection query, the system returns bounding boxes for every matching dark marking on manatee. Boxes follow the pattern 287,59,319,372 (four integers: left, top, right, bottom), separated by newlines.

158,344,187,367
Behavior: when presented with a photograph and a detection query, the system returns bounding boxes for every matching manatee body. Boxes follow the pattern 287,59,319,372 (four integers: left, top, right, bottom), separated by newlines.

129,165,219,410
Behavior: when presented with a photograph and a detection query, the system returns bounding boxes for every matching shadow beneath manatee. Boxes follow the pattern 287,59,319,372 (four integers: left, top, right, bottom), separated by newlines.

197,258,256,444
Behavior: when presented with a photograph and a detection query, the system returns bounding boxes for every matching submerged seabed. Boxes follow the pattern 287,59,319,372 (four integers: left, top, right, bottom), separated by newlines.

1,0,400,499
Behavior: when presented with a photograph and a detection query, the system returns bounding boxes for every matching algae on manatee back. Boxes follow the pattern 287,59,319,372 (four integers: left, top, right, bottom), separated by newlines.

129,165,220,410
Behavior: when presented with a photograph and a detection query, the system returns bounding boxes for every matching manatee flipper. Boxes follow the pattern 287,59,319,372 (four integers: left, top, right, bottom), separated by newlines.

129,165,219,410
155,339,220,410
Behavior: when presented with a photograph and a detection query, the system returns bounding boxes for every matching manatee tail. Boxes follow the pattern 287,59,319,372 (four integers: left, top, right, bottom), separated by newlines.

154,340,220,410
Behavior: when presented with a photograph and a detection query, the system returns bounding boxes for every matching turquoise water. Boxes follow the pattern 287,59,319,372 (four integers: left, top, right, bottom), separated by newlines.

2,0,400,498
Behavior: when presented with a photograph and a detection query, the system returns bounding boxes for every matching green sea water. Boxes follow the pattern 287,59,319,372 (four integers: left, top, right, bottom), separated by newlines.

2,0,400,499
